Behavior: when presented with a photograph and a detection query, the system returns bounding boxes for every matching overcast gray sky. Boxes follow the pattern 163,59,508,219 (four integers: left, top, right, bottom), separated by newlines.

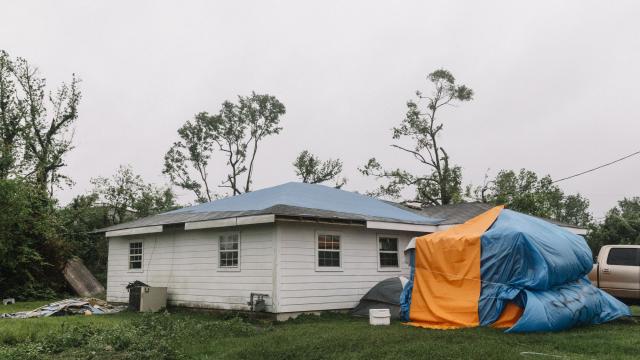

2,0,639,218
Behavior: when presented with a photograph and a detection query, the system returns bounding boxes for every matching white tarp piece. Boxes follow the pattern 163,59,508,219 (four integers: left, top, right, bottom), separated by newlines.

0,298,125,319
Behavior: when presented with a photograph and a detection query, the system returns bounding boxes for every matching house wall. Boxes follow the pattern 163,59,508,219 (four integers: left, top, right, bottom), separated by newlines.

106,220,422,315
106,223,276,311
275,221,420,314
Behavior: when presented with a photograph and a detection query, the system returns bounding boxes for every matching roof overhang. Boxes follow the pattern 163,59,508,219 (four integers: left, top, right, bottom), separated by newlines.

185,214,275,231
105,225,163,238
104,217,585,238
366,220,438,233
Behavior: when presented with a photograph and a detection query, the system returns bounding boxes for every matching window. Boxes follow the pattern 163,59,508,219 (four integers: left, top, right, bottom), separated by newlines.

129,242,143,270
378,236,399,269
219,233,240,268
607,248,640,266
317,234,341,268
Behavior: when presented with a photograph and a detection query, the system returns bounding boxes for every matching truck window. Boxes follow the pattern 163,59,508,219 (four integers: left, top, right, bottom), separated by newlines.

606,248,640,266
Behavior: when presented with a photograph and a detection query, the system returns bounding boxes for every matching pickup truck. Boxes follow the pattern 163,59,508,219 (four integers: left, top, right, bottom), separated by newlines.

588,245,640,300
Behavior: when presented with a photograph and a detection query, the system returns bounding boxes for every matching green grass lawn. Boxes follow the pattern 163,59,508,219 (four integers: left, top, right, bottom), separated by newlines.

1,302,638,359
1,300,54,313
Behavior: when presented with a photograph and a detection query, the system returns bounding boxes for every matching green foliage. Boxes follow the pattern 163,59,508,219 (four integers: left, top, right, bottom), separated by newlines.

90,165,178,224
0,50,81,192
0,179,69,299
0,300,53,313
163,112,216,203
587,197,640,253
0,51,22,179
360,69,471,206
293,150,346,187
58,166,178,282
1,310,638,360
0,317,181,360
164,92,286,200
57,193,110,284
0,50,85,298
472,168,592,227
0,312,261,360
216,93,286,195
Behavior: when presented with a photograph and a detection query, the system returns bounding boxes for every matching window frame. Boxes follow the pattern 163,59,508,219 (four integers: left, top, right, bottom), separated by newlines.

128,240,144,273
217,231,241,272
315,230,343,272
376,234,401,272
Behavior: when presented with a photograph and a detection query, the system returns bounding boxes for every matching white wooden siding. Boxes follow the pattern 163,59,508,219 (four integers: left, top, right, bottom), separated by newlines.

106,220,422,314
106,223,275,311
275,222,420,313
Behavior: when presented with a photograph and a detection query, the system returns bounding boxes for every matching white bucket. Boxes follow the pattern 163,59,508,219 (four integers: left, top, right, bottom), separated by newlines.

369,308,391,326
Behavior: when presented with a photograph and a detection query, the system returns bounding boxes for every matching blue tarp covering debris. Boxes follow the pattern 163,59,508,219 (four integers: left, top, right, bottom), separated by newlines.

399,250,415,322
506,278,631,332
401,207,631,332
479,209,630,332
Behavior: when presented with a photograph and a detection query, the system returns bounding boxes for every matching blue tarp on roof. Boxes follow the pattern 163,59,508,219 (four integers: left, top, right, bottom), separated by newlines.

169,182,439,224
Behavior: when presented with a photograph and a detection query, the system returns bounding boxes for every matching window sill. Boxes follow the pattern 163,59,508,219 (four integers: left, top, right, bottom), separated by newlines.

128,269,144,273
217,267,241,272
377,267,402,272
315,267,343,272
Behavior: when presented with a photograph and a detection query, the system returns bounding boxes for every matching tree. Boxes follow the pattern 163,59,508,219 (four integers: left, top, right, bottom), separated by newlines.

58,193,111,284
163,112,215,203
471,168,592,227
11,54,81,194
587,197,640,253
58,166,177,285
0,179,68,299
360,69,473,206
0,51,22,179
293,150,346,187
562,194,592,229
213,93,286,195
0,50,82,299
164,92,286,200
91,165,178,224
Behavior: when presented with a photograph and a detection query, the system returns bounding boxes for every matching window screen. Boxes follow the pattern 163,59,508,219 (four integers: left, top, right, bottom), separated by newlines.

129,242,143,270
607,248,640,266
219,233,239,268
379,237,399,268
318,234,341,267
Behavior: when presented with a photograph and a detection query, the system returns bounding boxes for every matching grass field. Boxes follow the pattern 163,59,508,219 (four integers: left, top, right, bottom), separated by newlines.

1,301,639,359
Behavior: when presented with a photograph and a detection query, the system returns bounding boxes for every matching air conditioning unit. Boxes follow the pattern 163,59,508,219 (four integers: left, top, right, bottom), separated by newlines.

129,286,167,312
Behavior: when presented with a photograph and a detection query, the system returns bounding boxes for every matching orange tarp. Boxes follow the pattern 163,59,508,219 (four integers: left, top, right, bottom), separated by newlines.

491,302,523,329
407,205,506,329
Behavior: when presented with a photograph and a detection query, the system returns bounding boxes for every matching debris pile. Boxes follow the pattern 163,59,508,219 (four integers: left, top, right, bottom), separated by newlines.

0,298,125,319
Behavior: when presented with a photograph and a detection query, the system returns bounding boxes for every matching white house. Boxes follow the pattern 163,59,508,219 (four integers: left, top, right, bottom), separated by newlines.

101,182,585,320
